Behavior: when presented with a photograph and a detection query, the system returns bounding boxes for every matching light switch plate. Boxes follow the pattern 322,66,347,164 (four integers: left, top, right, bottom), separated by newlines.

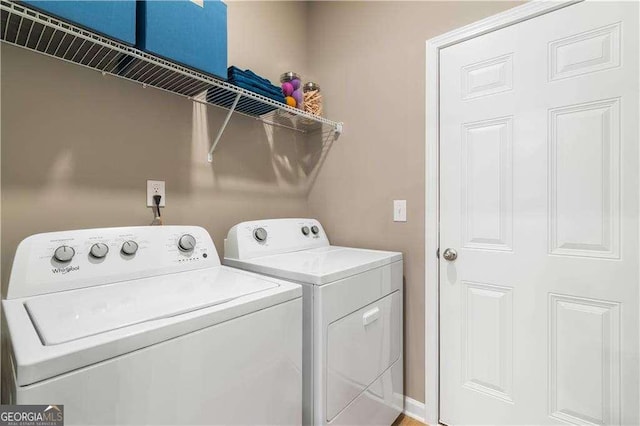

147,180,166,207
394,200,407,222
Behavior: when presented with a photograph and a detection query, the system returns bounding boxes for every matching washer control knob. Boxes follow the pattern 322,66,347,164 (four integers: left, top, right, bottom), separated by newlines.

301,226,310,236
178,234,196,252
53,245,75,262
121,240,139,256
90,243,109,259
254,227,268,242
311,225,320,235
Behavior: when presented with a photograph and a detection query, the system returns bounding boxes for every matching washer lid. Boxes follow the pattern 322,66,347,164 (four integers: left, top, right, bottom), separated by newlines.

25,267,278,345
225,246,402,285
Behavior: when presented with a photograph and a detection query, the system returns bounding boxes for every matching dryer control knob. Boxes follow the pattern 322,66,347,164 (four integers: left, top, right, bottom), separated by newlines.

178,234,196,252
254,227,268,242
121,240,139,256
53,245,75,262
301,226,310,236
90,243,109,259
311,225,320,235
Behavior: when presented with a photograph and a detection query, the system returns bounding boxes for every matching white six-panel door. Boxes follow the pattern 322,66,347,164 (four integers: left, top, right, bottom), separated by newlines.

439,1,639,424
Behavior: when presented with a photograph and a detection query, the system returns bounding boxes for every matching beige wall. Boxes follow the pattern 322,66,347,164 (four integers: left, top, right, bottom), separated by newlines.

0,1,313,292
227,0,309,83
1,0,521,406
306,1,521,403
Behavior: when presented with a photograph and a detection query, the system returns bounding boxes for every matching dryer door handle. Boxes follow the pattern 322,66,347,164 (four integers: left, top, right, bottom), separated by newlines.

362,307,380,326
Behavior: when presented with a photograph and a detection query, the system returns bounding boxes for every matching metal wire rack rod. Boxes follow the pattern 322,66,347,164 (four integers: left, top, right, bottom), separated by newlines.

88,46,108,68
258,116,316,134
166,74,194,93
176,78,204,96
129,60,155,81
69,39,87,62
208,93,241,163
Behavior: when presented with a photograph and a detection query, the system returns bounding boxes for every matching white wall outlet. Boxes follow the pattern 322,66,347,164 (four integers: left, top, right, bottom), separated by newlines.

147,180,166,207
393,200,407,222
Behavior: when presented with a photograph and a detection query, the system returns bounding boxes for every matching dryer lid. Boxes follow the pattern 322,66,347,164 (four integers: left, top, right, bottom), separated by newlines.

224,246,402,285
25,267,279,345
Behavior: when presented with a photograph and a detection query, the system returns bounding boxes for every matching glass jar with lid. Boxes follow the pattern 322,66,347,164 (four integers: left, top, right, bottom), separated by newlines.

303,82,322,116
280,72,303,109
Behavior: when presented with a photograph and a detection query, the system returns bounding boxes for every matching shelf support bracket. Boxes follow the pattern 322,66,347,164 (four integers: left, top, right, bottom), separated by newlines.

208,93,242,162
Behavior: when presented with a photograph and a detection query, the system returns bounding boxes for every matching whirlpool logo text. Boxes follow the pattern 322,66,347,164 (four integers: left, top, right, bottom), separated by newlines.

51,266,79,275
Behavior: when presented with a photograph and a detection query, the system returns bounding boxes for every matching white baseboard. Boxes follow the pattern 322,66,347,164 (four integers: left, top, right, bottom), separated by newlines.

403,396,426,424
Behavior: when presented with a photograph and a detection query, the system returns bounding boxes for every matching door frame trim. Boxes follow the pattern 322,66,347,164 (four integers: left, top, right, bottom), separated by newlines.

424,1,581,423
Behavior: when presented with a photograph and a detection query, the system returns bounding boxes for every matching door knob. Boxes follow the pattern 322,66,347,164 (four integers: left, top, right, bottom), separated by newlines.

443,248,458,261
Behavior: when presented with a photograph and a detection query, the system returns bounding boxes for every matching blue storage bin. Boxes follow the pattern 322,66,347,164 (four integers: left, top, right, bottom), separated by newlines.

21,0,136,45
137,0,227,80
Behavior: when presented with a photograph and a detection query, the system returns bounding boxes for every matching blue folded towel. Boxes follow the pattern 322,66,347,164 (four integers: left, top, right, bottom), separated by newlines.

206,66,285,116
228,67,283,98
230,66,278,89
230,73,283,99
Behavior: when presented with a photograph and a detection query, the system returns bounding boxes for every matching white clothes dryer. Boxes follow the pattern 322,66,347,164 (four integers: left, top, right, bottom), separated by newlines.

224,218,403,426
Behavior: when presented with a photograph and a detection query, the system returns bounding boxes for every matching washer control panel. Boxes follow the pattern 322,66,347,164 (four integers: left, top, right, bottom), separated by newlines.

7,226,219,299
225,218,330,260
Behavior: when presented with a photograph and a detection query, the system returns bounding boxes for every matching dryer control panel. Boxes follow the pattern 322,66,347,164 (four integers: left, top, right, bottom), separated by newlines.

7,226,219,299
225,218,330,260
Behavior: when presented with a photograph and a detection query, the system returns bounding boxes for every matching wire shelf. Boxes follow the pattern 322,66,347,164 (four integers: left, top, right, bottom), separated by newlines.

0,0,342,159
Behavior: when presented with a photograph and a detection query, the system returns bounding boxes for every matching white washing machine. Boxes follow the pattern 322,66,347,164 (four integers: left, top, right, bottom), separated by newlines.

224,218,403,426
2,226,302,426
